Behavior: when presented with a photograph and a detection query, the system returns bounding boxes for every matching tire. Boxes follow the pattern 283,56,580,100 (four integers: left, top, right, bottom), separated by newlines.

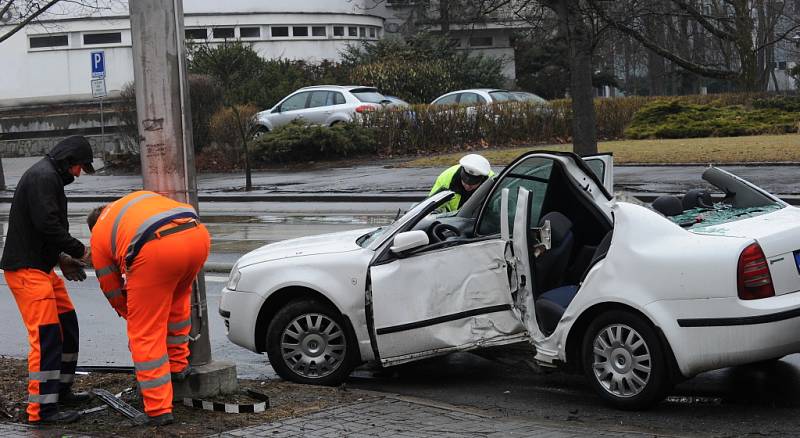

266,299,354,386
251,126,269,140
582,310,671,410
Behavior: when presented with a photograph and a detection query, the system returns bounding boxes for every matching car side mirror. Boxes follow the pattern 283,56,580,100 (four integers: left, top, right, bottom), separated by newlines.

390,230,429,253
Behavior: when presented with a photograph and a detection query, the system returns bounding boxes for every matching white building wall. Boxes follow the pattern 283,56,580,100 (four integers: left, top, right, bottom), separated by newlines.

0,1,384,106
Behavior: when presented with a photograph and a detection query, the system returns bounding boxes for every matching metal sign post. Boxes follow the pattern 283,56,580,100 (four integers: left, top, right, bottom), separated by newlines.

91,51,106,152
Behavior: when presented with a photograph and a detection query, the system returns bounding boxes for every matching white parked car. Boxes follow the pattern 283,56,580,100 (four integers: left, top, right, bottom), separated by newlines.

220,151,800,409
252,85,390,134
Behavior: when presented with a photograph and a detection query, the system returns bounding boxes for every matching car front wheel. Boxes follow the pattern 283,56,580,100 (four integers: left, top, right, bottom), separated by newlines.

266,299,354,385
582,310,671,410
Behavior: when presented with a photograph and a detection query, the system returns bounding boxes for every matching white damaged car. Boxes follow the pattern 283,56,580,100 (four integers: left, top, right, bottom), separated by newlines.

220,151,800,409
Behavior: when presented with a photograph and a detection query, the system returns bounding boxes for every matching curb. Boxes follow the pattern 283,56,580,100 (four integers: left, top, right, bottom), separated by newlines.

616,161,800,167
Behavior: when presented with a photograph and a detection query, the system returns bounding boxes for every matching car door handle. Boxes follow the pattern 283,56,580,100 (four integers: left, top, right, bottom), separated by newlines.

488,261,505,270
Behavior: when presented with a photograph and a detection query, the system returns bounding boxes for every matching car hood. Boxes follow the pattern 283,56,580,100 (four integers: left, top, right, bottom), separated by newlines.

236,227,377,268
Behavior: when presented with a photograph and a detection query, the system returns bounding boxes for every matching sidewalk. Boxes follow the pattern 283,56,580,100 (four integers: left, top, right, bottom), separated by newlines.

0,392,673,438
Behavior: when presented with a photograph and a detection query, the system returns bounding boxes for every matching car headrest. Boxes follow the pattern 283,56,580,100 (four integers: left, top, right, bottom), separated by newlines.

538,212,572,245
682,189,714,210
651,195,683,217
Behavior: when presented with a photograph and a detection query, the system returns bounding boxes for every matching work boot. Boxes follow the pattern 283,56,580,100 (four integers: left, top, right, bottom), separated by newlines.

147,412,174,426
59,390,92,406
37,409,81,424
171,366,194,382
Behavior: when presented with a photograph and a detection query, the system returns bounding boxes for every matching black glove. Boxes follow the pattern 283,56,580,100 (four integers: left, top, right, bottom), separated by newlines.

59,254,87,282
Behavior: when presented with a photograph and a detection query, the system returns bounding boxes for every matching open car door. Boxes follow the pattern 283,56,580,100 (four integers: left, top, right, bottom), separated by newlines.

368,191,527,367
582,153,614,194
510,187,547,345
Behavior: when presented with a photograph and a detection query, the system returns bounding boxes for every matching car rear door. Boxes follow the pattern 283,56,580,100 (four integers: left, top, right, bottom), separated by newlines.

367,194,526,367
304,90,332,125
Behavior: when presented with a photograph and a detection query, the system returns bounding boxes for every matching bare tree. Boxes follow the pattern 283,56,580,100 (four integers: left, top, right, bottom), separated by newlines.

0,1,119,44
589,0,800,91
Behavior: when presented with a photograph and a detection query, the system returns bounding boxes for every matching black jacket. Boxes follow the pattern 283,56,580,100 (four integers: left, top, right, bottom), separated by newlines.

1,137,90,272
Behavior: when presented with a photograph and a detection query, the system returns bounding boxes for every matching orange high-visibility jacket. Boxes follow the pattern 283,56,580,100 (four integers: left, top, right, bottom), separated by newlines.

90,191,198,318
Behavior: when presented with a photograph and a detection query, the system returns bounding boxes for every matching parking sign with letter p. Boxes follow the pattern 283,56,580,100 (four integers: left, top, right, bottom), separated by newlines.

91,51,105,78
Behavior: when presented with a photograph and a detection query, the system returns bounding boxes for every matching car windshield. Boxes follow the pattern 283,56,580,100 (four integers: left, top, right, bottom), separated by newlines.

358,193,451,249
489,91,515,102
351,88,386,103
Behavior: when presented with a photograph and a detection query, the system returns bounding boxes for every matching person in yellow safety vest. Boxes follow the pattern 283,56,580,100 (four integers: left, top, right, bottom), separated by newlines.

428,154,495,213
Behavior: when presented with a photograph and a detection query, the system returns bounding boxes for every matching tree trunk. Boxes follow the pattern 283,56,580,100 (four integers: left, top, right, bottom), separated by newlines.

439,0,451,34
553,0,597,156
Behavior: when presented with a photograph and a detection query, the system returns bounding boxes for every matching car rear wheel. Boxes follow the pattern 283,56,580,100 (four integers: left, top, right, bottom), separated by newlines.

582,310,671,410
266,299,354,386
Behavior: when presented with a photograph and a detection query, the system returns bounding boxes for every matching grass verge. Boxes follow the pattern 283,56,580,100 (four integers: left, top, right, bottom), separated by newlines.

400,134,800,167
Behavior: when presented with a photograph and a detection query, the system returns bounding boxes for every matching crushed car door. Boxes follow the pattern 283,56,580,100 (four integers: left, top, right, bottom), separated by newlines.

582,153,614,193
509,187,546,344
368,207,526,367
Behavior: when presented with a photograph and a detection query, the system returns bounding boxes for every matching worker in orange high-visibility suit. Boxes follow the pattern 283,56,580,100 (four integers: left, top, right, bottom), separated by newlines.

1,136,96,424
87,191,210,426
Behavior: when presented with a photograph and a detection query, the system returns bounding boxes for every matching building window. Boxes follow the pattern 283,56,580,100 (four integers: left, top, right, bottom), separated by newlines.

213,27,234,39
469,36,493,47
312,26,326,37
271,26,289,37
348,26,357,37
240,27,260,38
369,27,376,38
449,38,461,47
333,26,344,36
293,26,308,37
83,32,122,45
778,61,787,70
359,27,366,37
185,28,207,40
30,34,69,48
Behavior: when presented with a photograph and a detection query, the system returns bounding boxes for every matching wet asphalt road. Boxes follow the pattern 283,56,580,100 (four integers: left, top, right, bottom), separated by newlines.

1,157,798,197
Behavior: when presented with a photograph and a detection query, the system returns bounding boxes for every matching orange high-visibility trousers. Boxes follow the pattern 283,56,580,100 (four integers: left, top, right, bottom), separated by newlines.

126,222,210,416
5,269,80,422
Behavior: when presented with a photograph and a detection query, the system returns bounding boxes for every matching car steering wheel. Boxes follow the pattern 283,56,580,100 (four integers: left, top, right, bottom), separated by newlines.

432,223,461,242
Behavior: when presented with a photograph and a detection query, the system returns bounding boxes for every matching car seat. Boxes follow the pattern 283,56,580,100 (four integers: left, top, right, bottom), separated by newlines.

533,212,574,297
682,189,714,210
651,195,683,217
534,230,613,336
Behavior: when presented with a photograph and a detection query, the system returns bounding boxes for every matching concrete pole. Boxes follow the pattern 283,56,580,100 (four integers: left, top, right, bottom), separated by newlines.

129,0,236,398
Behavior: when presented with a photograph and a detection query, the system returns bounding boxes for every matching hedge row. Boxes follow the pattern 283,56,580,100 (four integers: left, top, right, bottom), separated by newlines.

355,93,800,156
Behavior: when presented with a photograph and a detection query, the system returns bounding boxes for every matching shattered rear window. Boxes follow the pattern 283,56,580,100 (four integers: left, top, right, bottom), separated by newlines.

669,203,784,230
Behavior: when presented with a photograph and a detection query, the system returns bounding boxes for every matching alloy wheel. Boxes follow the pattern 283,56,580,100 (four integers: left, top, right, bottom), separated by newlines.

591,323,652,398
279,313,346,379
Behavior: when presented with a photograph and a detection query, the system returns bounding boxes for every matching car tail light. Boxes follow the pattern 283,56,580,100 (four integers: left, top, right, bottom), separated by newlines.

737,242,775,300
355,105,376,113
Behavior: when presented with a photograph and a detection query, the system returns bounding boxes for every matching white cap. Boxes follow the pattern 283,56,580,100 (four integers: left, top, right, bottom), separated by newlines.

459,154,491,177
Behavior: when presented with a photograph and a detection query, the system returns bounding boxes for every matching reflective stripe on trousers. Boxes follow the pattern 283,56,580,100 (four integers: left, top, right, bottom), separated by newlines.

5,269,79,422
126,222,209,416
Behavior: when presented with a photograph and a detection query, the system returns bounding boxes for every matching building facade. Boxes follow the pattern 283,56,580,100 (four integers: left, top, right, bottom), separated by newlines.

0,0,386,106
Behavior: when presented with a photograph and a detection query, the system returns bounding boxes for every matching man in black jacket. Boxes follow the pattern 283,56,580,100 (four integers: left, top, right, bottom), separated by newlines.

1,136,95,424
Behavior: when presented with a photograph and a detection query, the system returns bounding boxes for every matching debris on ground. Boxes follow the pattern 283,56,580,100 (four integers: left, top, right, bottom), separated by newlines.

0,356,370,437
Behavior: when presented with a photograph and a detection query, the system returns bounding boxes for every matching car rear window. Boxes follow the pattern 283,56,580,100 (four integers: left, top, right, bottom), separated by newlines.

350,88,386,103
489,91,515,102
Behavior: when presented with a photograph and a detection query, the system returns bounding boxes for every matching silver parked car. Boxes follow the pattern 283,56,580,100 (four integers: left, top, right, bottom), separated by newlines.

430,88,517,107
252,85,390,134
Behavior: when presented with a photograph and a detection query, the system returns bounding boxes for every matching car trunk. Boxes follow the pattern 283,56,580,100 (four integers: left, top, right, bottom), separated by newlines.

692,206,800,296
